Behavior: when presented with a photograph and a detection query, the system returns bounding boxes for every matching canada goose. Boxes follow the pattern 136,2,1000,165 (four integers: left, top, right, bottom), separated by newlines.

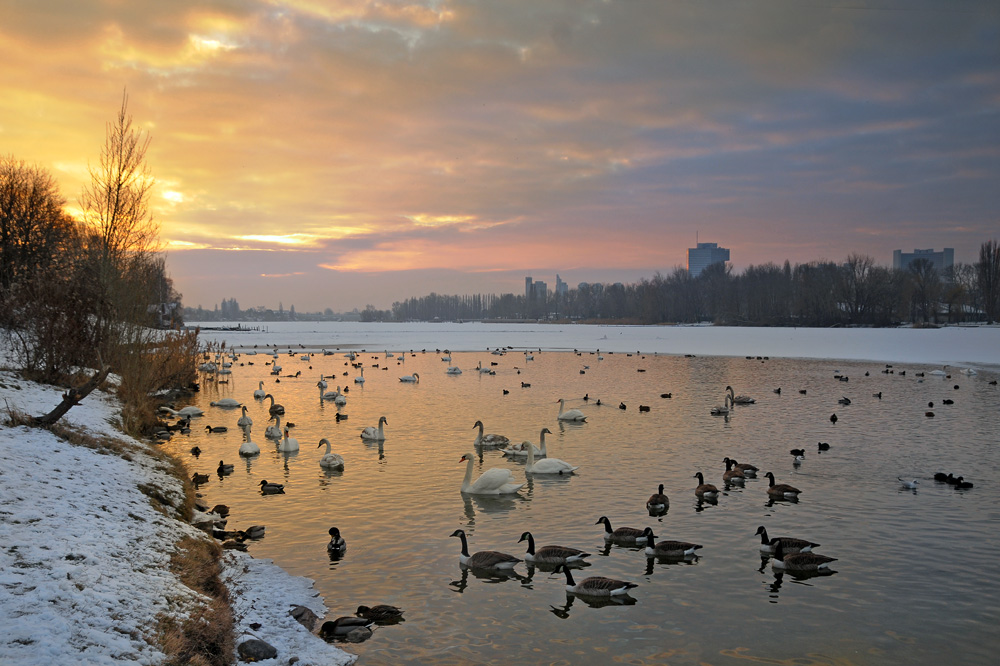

217,460,234,475
898,477,918,489
754,526,818,554
472,420,510,448
205,425,228,433
764,472,801,499
725,457,758,477
552,564,637,597
360,416,388,441
646,484,669,512
771,541,837,572
641,527,702,558
726,385,755,404
356,605,403,623
459,452,524,495
722,458,746,484
191,472,210,484
327,527,347,554
693,472,719,499
319,616,373,638
318,439,345,470
595,516,647,544
263,394,285,415
259,479,284,494
518,531,590,565
449,529,521,569
556,399,587,421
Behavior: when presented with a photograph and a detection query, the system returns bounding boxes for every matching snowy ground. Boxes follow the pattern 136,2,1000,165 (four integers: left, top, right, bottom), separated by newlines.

0,369,355,666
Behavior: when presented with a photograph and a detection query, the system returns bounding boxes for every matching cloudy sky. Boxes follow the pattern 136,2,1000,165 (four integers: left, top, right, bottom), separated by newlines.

2,0,997,312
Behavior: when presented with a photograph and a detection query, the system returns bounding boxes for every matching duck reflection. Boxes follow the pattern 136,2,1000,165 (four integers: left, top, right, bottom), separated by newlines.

548,592,637,619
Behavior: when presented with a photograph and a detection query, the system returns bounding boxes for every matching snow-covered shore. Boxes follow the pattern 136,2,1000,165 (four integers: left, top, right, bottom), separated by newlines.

0,369,355,666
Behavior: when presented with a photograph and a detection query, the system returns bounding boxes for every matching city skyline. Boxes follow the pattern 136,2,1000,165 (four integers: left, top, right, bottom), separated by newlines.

3,1,997,311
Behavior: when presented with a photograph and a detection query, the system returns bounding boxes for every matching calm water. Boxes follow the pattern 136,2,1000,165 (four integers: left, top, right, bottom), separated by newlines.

168,347,1000,665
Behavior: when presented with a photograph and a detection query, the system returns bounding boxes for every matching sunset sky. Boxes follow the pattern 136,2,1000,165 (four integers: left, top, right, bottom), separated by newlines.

2,1,998,312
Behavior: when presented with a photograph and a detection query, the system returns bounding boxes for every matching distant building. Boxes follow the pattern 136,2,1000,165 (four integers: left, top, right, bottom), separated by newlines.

687,242,730,277
525,277,533,300
555,274,568,297
533,280,548,299
893,248,954,274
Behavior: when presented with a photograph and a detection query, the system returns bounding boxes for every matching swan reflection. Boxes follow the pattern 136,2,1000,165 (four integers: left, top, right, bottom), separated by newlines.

461,494,522,524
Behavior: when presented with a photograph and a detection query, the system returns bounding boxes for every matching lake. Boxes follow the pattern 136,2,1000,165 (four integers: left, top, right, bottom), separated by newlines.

169,327,1000,665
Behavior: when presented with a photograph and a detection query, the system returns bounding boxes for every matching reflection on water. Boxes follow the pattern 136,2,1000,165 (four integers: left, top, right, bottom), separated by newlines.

169,349,1000,665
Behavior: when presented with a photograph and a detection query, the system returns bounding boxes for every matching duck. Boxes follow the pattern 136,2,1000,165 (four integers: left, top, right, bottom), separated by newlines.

933,472,951,482
356,604,403,623
693,472,719,499
190,446,201,456
594,516,647,544
955,477,974,489
502,428,550,458
726,385,755,405
449,529,521,569
771,541,837,573
646,484,669,512
764,472,801,499
517,531,590,565
205,425,228,433
754,526,819,554
551,564,637,597
236,406,253,430
263,394,285,415
790,448,806,460
253,381,266,399
360,416,387,441
399,373,419,383
318,616,372,638
459,452,524,495
817,442,830,451
472,420,510,448
242,525,265,539
327,527,347,554
265,415,284,439
556,398,587,421
898,477,919,489
238,433,260,457
318,439,345,470
191,472,210,484
838,396,852,405
259,479,285,494
210,398,241,409
277,428,299,452
217,460,234,475
640,527,702,558
525,437,578,475
722,458,745,484
724,457,758,477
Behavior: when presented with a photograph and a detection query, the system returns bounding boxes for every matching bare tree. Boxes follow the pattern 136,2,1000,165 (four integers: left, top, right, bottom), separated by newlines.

907,259,940,324
977,240,1000,324
839,253,877,325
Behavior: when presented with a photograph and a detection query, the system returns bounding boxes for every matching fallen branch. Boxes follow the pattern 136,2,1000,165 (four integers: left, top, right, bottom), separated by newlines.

33,356,112,426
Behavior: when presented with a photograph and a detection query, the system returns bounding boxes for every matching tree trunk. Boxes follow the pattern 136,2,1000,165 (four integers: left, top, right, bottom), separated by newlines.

33,360,112,426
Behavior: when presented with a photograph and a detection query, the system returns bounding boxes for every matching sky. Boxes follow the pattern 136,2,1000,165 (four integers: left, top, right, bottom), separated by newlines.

2,1,998,312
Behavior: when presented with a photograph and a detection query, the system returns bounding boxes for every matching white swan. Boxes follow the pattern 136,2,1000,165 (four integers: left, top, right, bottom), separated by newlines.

556,399,586,422
476,361,492,374
354,367,365,384
459,452,524,495
318,386,339,401
253,381,266,399
525,437,578,475
726,385,755,405
360,416,387,441
333,387,347,405
277,428,299,452
239,432,260,457
318,438,344,470
265,415,283,439
236,406,253,430
710,394,733,416
473,420,510,448
399,373,419,383
446,366,462,375
502,427,550,458
317,375,328,390
160,405,204,418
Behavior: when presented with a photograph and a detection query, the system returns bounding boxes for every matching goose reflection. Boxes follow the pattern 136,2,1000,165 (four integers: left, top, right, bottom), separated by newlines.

644,553,700,576
767,569,838,601
694,496,719,512
548,592,636,619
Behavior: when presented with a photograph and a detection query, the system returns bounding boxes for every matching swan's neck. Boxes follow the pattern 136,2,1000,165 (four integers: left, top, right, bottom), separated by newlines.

539,431,547,456
462,457,474,491
558,400,564,416
526,444,534,469
324,441,332,455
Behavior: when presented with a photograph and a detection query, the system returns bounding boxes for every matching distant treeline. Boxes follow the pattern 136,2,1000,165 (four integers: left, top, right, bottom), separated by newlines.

376,244,1000,326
